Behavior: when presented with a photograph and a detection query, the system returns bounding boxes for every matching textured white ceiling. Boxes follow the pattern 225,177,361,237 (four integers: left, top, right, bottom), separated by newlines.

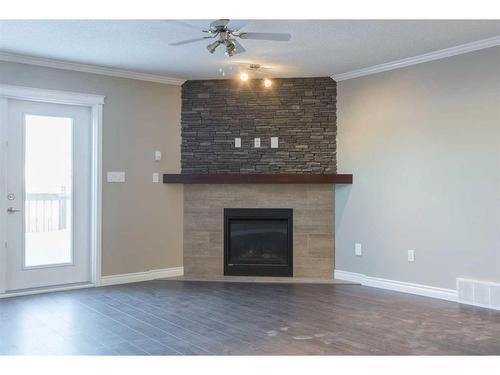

1,20,499,80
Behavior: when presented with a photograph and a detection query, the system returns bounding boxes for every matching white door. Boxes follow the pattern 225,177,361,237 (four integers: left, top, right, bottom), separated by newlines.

4,99,91,291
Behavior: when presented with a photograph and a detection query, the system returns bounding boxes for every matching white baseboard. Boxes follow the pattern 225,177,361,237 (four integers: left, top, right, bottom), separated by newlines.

100,267,184,287
334,269,457,302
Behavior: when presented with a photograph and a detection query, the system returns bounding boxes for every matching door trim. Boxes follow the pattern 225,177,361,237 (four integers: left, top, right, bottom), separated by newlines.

0,84,105,293
0,84,105,106
0,282,94,299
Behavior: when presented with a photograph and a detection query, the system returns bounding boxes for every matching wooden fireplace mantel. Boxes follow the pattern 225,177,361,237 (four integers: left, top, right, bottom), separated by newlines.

163,174,353,184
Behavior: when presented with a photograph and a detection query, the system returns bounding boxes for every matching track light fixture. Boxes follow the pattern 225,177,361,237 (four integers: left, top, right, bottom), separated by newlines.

239,72,273,88
235,64,273,87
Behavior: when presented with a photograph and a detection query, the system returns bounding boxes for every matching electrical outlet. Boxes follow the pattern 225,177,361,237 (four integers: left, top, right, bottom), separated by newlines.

408,249,415,262
355,243,362,256
254,138,261,148
235,137,241,148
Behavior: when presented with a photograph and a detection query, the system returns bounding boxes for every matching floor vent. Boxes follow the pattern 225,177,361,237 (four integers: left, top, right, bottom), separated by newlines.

457,278,500,310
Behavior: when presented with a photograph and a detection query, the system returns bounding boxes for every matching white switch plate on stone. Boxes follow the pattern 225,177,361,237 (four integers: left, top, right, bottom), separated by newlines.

254,138,261,148
271,137,279,148
355,243,362,256
235,137,241,148
107,171,125,183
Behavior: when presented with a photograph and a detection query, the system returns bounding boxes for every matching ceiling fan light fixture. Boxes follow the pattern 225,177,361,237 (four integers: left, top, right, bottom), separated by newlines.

206,40,220,54
264,78,273,88
224,40,236,57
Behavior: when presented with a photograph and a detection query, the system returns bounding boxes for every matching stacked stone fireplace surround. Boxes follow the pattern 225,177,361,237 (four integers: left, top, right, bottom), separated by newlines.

181,77,337,278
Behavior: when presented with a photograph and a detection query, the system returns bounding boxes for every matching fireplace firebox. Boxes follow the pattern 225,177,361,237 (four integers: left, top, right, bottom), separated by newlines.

224,208,293,277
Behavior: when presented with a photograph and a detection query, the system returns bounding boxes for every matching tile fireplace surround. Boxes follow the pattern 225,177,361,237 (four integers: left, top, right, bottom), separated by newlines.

183,184,335,278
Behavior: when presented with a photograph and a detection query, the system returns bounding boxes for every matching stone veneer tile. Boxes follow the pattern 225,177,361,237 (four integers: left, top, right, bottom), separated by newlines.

181,77,337,174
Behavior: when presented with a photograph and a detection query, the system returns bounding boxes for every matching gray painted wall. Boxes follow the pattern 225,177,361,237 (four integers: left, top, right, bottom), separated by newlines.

0,61,183,276
335,47,500,290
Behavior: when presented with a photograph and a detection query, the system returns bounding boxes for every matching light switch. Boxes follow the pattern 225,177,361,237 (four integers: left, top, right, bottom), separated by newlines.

408,249,415,262
154,151,162,161
355,243,362,256
152,173,160,183
107,171,125,183
271,137,279,148
235,138,241,148
254,138,261,148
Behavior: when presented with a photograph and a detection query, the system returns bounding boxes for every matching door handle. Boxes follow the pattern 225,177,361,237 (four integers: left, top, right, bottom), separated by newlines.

7,207,21,213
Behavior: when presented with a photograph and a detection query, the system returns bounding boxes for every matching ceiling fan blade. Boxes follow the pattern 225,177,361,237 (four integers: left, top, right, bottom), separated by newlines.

227,20,251,33
210,19,230,29
232,39,246,54
169,36,214,46
237,32,291,41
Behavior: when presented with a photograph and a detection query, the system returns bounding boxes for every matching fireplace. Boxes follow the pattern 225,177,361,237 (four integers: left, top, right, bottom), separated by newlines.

224,208,293,277
183,185,335,278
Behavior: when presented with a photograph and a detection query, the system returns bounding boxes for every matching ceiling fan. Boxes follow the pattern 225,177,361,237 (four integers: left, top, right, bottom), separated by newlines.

169,19,291,57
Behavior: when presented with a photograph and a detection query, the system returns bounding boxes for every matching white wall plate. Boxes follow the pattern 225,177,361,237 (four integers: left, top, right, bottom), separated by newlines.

271,137,279,148
107,171,125,183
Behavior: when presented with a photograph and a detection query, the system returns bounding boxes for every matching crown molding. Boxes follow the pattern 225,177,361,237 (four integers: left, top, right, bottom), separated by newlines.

331,35,500,82
0,84,105,105
0,52,186,86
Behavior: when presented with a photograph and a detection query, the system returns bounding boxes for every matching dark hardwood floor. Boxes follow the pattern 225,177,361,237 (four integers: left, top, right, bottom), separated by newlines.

1,280,499,355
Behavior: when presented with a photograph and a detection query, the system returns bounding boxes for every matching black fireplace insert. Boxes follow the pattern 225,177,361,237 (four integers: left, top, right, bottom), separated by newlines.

224,208,293,277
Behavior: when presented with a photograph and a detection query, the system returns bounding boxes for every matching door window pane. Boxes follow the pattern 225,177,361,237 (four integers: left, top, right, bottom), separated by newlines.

24,115,73,267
